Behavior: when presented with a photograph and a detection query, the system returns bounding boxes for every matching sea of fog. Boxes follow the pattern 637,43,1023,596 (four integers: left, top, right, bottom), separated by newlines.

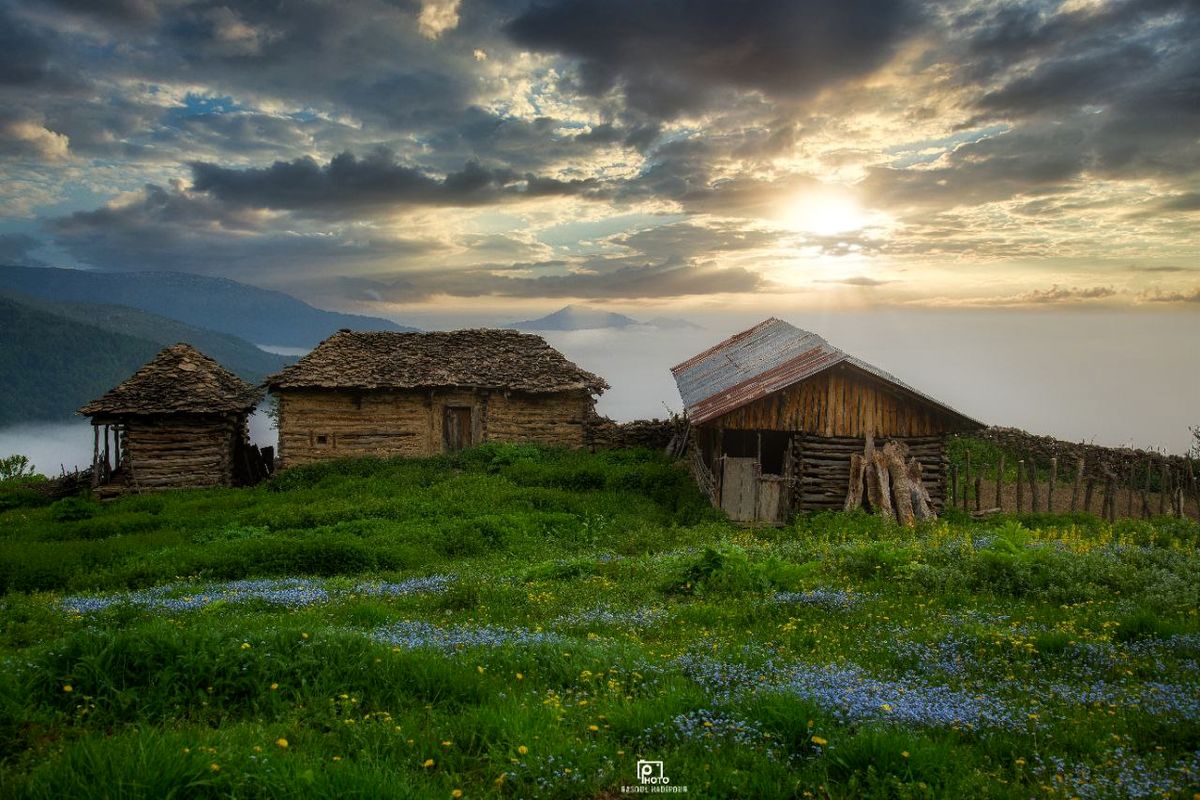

1,407,279,476
3,309,1197,475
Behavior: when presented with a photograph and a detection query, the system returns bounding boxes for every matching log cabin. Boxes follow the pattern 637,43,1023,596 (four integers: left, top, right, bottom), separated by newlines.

671,318,984,524
79,343,267,495
267,329,608,468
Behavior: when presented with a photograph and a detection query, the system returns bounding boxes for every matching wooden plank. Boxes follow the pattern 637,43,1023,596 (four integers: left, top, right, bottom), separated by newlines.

720,457,758,522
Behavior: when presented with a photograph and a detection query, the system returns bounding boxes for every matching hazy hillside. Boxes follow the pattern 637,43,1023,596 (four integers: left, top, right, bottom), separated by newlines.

0,265,417,347
6,292,290,380
0,296,163,425
0,294,289,425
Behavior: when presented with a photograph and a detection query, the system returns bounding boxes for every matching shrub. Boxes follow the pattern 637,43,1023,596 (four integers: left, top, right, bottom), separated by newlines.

50,496,99,522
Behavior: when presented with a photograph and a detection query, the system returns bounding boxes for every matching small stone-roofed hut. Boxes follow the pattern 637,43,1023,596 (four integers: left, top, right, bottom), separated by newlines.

79,343,266,494
267,329,608,468
672,318,984,524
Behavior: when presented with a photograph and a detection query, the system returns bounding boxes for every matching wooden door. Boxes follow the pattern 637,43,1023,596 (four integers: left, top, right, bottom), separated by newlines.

443,407,473,452
720,457,758,522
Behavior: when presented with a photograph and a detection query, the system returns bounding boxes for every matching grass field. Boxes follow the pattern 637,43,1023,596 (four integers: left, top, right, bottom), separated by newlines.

0,443,1198,798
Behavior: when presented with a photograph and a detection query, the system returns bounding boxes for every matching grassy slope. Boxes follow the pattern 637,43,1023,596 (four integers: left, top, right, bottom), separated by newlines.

0,445,1197,799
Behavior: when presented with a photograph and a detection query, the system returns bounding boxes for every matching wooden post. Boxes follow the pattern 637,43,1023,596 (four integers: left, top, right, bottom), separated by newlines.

1084,477,1095,515
1027,457,1039,513
91,424,100,488
884,441,915,527
844,453,866,512
974,475,982,512
908,457,935,521
963,450,971,510
951,464,959,512
1159,463,1168,516
1126,462,1134,519
1048,456,1057,513
1107,474,1118,522
1016,459,1024,512
1070,457,1084,512
995,454,1005,511
1188,456,1199,521
1141,461,1152,519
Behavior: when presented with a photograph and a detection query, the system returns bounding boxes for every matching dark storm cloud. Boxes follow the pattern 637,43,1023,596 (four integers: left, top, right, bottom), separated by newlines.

954,0,1200,182
504,0,921,117
863,125,1088,213
189,150,609,214
0,5,77,89
48,182,442,277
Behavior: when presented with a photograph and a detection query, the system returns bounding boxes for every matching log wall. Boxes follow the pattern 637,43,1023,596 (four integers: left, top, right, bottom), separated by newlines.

122,415,242,490
716,365,955,438
276,388,594,468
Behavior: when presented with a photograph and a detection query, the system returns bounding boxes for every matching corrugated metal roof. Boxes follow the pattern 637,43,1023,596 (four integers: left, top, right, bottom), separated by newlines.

670,318,982,428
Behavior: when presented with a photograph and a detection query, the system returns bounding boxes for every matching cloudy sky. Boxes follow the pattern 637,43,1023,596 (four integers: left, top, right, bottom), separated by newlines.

1,0,1198,315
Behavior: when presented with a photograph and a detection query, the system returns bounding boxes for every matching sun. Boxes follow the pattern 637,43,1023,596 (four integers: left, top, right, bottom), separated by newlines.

782,190,869,236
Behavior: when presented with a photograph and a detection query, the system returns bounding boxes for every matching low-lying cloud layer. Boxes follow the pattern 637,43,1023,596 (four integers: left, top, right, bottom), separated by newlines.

0,0,1197,310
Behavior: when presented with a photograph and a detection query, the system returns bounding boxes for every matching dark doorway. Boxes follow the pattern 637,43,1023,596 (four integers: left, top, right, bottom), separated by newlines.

443,407,473,452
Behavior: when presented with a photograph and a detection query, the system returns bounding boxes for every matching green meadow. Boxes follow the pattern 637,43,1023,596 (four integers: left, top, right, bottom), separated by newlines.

0,443,1197,798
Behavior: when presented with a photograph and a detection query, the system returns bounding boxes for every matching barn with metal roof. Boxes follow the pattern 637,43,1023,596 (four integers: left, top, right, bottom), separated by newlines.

670,318,983,523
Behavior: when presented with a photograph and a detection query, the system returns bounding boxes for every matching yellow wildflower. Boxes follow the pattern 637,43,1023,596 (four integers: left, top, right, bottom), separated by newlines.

210,763,220,772
516,672,524,680
452,791,463,799
811,736,828,746
276,738,288,749
270,683,279,691
423,759,435,768
901,751,910,759
518,745,528,755
240,642,251,650
62,684,73,693
588,724,599,732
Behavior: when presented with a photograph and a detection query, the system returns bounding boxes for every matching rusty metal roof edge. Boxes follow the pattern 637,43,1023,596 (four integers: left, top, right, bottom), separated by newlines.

673,317,985,430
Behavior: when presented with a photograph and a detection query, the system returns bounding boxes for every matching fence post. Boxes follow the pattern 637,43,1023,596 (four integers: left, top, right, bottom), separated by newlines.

1016,460,1024,512
952,464,959,512
1070,457,1084,512
995,454,1005,511
964,450,971,510
1160,463,1168,516
1027,457,1039,513
1048,456,1057,513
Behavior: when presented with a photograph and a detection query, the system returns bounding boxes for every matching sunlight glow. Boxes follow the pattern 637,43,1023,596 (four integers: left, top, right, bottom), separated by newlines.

782,190,869,236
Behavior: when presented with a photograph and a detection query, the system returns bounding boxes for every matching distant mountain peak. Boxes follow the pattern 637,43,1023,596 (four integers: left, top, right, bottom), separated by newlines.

505,304,698,332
